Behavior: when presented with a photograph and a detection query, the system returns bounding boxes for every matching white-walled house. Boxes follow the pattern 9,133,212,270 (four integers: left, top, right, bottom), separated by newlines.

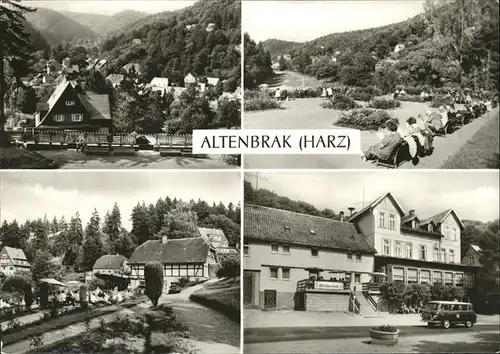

128,236,219,291
0,247,30,277
184,73,197,86
92,254,128,276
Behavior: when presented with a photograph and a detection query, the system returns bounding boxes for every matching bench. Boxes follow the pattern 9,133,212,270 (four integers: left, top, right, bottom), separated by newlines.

85,134,111,154
156,135,199,157
109,135,137,155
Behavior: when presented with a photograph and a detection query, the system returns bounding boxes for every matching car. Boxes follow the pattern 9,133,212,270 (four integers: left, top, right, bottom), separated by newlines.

421,300,477,329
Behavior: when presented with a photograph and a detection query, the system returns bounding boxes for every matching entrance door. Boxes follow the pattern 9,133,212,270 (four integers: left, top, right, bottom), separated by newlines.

264,290,277,309
243,272,254,306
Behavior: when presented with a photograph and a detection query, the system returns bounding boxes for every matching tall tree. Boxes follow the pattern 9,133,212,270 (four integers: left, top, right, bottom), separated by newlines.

158,202,198,240
103,203,122,244
0,0,35,137
131,202,152,245
81,209,104,271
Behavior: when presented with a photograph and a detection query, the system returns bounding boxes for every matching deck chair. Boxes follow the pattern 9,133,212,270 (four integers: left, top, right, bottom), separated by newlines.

376,139,409,169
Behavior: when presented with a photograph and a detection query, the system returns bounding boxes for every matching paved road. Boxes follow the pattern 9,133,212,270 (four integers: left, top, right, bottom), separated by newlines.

267,70,323,89
36,150,235,169
159,280,240,353
245,324,500,344
244,98,498,169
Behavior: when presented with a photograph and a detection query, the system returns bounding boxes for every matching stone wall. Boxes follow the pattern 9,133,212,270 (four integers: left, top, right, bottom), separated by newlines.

304,292,349,312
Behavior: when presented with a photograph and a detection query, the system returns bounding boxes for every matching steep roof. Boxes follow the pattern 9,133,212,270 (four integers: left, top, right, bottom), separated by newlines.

2,246,28,261
348,192,405,222
198,227,227,242
421,208,465,230
245,204,376,254
207,77,220,86
78,94,111,120
470,244,482,254
93,255,127,270
129,238,211,264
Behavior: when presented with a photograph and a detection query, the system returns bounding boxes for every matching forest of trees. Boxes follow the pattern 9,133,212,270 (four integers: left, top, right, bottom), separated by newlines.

244,33,273,89
0,197,241,280
248,0,499,93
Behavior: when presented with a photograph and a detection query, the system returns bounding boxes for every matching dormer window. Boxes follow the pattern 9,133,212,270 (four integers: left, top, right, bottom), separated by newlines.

428,224,433,232
412,220,416,229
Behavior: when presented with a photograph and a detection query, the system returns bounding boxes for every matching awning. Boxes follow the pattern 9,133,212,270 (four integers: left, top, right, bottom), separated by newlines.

39,278,66,287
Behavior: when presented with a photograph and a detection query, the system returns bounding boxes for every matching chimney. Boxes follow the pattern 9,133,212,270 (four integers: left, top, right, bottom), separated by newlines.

339,211,344,222
348,207,355,217
409,209,415,216
161,235,168,244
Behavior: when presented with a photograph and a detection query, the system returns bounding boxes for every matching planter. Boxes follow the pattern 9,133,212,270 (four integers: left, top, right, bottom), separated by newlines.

369,328,399,346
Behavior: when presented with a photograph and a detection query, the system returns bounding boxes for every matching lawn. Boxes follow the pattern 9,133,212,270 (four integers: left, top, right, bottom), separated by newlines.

189,277,240,322
0,147,58,169
441,114,500,169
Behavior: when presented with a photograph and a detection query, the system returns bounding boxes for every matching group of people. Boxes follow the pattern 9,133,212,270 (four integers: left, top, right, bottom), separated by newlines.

361,99,492,164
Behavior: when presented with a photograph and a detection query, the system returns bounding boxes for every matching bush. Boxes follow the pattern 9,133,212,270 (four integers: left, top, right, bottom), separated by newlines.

2,275,33,310
397,94,426,103
87,278,109,291
369,98,401,109
429,95,455,108
335,109,391,131
222,154,241,166
349,86,381,101
287,87,319,98
321,94,361,110
144,262,163,308
217,257,240,279
372,325,398,333
380,282,407,313
244,97,282,111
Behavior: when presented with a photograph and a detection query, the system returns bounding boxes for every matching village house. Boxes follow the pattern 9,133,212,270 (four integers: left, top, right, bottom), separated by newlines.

0,246,30,277
462,244,482,266
105,74,125,88
95,59,108,72
198,227,236,254
92,254,128,277
348,192,479,291
35,78,112,132
46,60,62,75
62,57,71,68
150,77,170,92
186,24,196,30
206,23,216,32
123,63,142,76
394,43,406,53
128,236,219,291
244,204,377,310
206,77,221,89
184,72,197,86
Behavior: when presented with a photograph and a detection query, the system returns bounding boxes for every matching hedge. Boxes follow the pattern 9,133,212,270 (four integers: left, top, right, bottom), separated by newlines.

369,98,401,109
321,94,361,110
335,109,392,131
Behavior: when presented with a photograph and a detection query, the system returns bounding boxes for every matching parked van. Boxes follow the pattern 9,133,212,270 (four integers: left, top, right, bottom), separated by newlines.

421,301,477,329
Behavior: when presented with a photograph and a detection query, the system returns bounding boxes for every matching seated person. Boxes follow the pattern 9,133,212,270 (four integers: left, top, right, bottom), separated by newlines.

397,119,419,159
409,116,433,154
361,119,401,161
425,110,443,133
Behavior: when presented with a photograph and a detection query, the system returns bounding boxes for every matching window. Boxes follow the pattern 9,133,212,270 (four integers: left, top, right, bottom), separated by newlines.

420,270,431,284
465,273,474,288
54,114,65,122
311,248,318,257
379,212,386,228
347,252,353,260
271,244,279,253
243,241,249,256
393,267,404,282
443,226,450,239
449,249,455,263
282,268,290,280
428,224,433,232
441,248,446,262
395,241,402,257
389,214,396,230
383,239,391,255
355,253,361,261
405,242,413,259
454,273,463,287
71,114,83,122
282,245,290,255
433,247,439,261
419,245,427,260
468,256,474,264
444,272,453,285
65,101,75,106
407,268,418,284
269,267,278,279
452,228,457,241
354,273,361,283
433,271,443,283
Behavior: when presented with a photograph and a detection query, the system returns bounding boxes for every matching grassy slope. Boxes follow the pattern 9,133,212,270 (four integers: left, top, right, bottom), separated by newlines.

441,114,500,169
0,147,58,169
189,277,240,322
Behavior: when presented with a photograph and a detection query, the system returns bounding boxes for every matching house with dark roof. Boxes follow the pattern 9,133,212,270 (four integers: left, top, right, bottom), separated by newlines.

34,78,112,132
197,227,236,254
0,246,30,277
461,244,482,266
244,204,377,310
92,254,128,276
348,192,478,293
128,235,219,291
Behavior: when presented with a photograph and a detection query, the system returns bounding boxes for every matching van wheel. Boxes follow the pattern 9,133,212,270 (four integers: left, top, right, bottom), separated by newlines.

442,320,451,329
465,321,473,328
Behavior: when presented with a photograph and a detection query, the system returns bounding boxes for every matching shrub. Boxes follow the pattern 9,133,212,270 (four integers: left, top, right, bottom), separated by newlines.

217,257,240,279
287,87,319,98
369,98,401,109
144,262,164,308
349,86,381,101
429,95,455,108
321,94,361,110
244,97,282,111
87,278,109,291
177,277,191,288
1,275,33,310
397,94,426,103
380,282,407,313
222,154,241,166
335,109,391,131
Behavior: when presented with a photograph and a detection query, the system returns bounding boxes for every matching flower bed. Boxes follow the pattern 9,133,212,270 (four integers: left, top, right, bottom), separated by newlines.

397,94,426,103
335,109,391,131
368,98,401,109
321,94,361,110
244,90,283,111
369,325,399,346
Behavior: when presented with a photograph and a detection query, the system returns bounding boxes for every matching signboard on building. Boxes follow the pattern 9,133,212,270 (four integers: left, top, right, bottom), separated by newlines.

314,281,344,290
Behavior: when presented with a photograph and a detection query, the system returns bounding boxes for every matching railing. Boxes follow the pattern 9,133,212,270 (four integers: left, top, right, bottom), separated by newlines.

362,282,384,293
349,294,360,315
365,293,378,311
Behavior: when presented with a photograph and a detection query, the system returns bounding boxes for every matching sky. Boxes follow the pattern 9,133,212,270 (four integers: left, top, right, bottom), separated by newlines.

245,171,500,223
25,0,195,16
243,0,426,42
0,172,241,230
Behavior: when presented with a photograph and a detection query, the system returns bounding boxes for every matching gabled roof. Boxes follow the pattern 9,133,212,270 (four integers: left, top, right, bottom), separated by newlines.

348,192,405,222
245,204,376,254
150,77,169,88
78,94,111,120
470,244,482,254
129,238,212,264
198,227,227,242
184,73,196,80
402,214,420,224
207,77,220,86
1,246,28,261
41,79,74,121
93,255,127,270
421,209,465,230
